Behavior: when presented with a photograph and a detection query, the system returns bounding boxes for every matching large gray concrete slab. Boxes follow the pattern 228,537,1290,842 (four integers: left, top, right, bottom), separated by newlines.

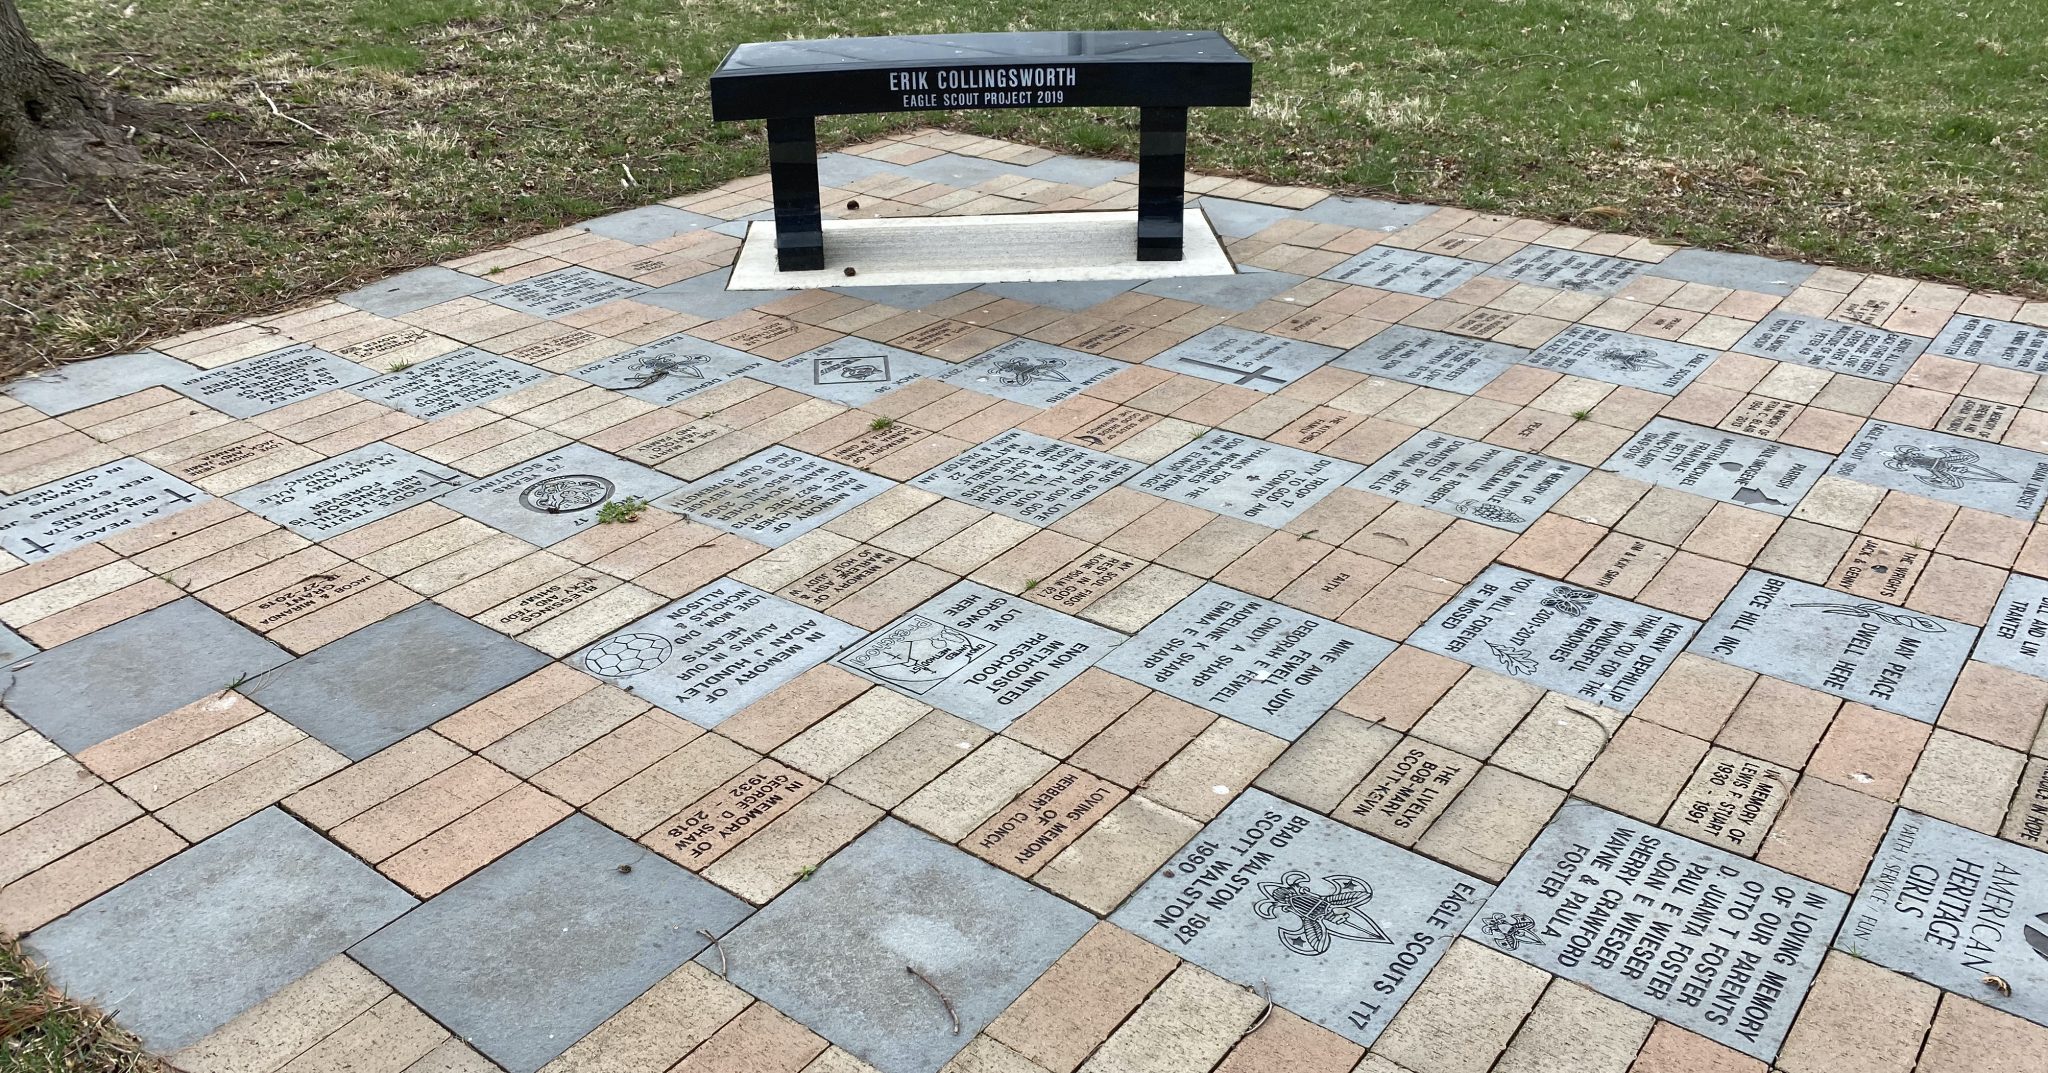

710,819,1093,1073
7,598,291,751
337,266,494,317
4,351,191,415
28,808,414,1053
245,602,549,759
353,814,749,1073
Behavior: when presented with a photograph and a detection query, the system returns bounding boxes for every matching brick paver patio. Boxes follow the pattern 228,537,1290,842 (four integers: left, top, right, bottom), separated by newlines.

4,128,2048,1073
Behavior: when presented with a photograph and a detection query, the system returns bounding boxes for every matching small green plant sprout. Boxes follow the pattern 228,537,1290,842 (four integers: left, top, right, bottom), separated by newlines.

795,864,818,881
386,360,415,373
1024,578,1040,591
1571,409,1592,421
597,497,650,524
869,416,896,431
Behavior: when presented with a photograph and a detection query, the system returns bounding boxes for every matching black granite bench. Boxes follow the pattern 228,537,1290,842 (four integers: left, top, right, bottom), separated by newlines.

709,31,1253,271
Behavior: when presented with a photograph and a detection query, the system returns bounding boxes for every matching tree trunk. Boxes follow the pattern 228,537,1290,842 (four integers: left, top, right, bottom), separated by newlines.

1,0,141,181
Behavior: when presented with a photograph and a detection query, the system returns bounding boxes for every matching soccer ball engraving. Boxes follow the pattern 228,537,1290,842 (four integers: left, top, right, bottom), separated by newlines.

584,632,672,677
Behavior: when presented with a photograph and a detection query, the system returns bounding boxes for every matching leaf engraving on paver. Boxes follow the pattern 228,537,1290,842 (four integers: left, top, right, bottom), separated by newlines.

1786,602,1947,633
1251,871,1389,956
1591,346,1671,372
1487,642,1539,677
1538,585,1598,616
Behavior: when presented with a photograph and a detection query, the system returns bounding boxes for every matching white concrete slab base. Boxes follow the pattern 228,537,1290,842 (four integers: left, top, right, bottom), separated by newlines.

727,208,1234,291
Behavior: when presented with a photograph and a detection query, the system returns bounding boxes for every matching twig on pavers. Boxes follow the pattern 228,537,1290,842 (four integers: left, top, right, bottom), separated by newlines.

250,79,331,141
184,123,250,184
905,965,959,1035
697,929,727,975
1248,979,1273,1033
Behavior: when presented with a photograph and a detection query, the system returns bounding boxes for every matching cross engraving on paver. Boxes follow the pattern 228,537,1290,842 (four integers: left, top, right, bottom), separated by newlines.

1173,356,1287,387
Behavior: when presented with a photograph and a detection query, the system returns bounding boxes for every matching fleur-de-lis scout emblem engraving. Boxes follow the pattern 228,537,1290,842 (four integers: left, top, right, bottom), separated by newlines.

1252,871,1391,956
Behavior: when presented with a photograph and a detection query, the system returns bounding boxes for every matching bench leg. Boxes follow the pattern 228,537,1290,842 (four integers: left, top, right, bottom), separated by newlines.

767,116,825,272
1136,106,1187,262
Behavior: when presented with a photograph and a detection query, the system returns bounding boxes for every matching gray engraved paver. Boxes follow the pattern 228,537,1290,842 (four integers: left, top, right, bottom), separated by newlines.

1732,312,1928,381
443,443,681,546
752,338,951,406
477,266,648,318
1319,246,1487,297
1484,246,1646,295
229,444,469,539
246,602,548,758
1297,195,1439,232
4,351,190,415
7,598,290,751
1144,326,1340,392
1111,789,1490,1047
0,458,209,561
1410,565,1700,713
351,347,548,419
833,580,1121,731
1470,800,1846,1062
1929,314,2048,374
572,579,863,727
26,808,414,1053
1349,430,1587,532
708,819,1094,1073
1332,325,1526,394
1840,809,2048,1028
934,338,1122,407
910,428,1142,526
567,334,769,405
658,446,892,547
1688,570,1977,722
169,342,376,418
1127,430,1363,527
337,266,494,317
1523,325,1716,394
1603,418,1831,516
352,814,750,1073
1828,419,2048,519
1096,581,1395,740
1976,572,2048,680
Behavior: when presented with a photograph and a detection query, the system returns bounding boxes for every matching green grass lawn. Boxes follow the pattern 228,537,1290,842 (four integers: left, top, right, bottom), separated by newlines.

4,0,2044,370
0,939,164,1073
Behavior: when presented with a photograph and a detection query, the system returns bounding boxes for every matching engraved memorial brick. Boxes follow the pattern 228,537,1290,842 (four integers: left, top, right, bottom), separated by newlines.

1973,572,2048,681
834,580,1120,730
962,765,1126,877
1143,326,1339,392
1689,570,1977,722
1842,810,2048,1028
0,459,209,562
1732,313,1927,381
479,266,648,317
1128,430,1362,527
1097,581,1395,739
170,343,375,417
572,579,863,727
352,347,549,419
1350,430,1587,531
1929,315,2048,374
1472,800,1845,1061
660,446,893,547
568,334,770,405
753,338,950,405
1331,326,1524,394
911,428,1141,525
1829,420,2048,519
1666,747,1794,857
1410,565,1700,712
446,443,683,546
936,338,1121,407
1603,418,1830,515
229,445,468,540
1319,246,1486,297
1484,246,1645,295
1524,325,1714,394
1111,789,1491,1047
